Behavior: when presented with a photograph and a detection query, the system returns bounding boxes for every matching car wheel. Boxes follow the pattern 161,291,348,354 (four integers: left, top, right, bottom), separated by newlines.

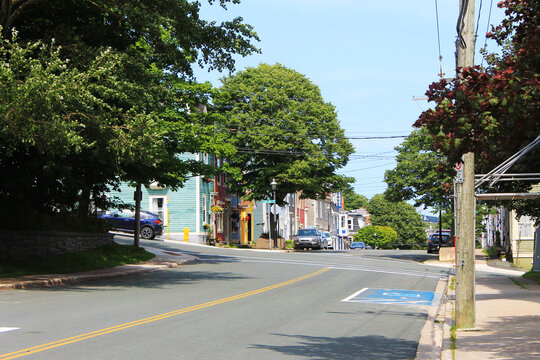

140,226,155,240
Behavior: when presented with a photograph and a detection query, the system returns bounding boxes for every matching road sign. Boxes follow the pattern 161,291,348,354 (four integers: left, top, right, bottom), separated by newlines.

262,199,275,204
455,162,464,183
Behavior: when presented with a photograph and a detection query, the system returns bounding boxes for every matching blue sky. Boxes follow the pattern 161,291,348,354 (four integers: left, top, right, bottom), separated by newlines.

195,0,505,213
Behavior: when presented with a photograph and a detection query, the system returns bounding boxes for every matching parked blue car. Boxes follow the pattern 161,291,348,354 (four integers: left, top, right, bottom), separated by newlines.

350,241,366,250
100,210,163,240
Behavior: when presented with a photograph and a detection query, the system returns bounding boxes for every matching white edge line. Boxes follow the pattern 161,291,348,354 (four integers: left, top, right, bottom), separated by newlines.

342,287,369,302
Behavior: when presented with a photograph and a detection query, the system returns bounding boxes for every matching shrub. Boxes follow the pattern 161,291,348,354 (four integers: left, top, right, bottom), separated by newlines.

353,225,398,249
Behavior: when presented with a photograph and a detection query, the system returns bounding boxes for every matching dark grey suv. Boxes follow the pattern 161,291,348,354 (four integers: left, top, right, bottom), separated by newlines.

427,232,453,253
293,228,323,250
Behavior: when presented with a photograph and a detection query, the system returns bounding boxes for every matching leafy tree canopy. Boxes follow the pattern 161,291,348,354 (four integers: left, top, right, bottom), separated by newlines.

414,0,539,220
353,225,397,250
2,0,260,76
367,194,427,249
342,186,369,211
0,35,235,217
213,63,354,202
0,0,260,219
384,128,453,210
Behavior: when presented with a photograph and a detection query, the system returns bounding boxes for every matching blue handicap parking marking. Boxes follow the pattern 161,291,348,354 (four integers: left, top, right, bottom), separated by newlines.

344,288,436,306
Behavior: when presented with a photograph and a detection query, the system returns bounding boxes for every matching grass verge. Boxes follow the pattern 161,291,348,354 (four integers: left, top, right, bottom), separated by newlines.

449,276,455,291
523,270,540,285
510,277,527,289
0,243,155,278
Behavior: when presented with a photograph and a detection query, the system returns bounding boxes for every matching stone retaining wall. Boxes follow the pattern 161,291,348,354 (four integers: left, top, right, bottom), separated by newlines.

0,231,114,261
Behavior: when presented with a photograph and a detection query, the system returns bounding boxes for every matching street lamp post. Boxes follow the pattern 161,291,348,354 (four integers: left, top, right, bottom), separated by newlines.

373,233,378,249
270,179,277,249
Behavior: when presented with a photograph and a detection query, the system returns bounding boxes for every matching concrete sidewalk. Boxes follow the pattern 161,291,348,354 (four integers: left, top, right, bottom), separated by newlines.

451,269,540,360
425,252,540,360
0,246,197,290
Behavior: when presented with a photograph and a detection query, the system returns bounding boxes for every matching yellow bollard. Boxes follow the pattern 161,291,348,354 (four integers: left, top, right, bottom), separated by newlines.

183,227,190,242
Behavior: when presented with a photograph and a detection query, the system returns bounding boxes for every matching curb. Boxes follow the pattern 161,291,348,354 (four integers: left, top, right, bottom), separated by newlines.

416,275,450,359
0,252,197,291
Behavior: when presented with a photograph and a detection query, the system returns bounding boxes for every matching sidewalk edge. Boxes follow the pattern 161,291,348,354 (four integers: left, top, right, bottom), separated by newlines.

415,275,450,359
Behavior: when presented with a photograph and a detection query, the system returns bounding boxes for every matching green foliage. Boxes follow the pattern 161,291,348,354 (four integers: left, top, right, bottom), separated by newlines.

414,0,540,222
342,187,369,210
0,209,110,232
384,128,453,211
353,225,397,249
523,271,540,285
213,63,354,202
3,0,260,76
0,0,259,220
367,194,427,249
0,35,233,218
0,243,155,278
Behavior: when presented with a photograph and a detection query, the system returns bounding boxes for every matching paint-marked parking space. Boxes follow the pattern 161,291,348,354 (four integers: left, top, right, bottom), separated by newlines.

342,288,437,306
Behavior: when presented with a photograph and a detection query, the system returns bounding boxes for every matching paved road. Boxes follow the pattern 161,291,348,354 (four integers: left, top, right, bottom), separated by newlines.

0,238,450,359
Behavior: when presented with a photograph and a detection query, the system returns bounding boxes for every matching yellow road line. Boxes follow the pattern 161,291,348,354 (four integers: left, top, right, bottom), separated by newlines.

0,267,330,359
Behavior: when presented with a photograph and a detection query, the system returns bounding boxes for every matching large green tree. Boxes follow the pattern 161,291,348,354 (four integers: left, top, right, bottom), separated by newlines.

414,0,539,221
367,194,427,249
1,0,259,76
0,0,259,220
342,187,369,211
384,128,453,210
213,63,354,202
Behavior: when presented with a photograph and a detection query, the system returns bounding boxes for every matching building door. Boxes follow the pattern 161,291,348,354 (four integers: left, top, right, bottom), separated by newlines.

149,196,167,228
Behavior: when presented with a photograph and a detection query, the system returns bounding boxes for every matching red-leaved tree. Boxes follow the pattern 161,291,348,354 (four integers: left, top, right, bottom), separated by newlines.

414,0,539,220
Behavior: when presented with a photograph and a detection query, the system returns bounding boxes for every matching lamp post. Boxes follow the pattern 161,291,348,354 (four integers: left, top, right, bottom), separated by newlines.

271,179,277,249
373,233,378,249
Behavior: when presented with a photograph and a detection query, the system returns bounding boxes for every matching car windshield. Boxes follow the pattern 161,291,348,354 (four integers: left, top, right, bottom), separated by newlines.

297,229,317,236
431,234,450,242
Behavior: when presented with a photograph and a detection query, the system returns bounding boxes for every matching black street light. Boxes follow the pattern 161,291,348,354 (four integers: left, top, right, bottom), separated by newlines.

271,179,277,249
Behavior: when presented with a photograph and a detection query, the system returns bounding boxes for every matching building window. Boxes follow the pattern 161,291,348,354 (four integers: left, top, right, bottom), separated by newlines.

202,196,207,224
216,212,223,233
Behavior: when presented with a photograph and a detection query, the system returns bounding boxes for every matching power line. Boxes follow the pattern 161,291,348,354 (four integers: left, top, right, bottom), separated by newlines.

435,0,445,78
217,127,422,141
338,162,396,173
480,0,495,68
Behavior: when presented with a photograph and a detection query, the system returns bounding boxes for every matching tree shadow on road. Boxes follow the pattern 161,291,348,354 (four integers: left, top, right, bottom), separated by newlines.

250,333,419,360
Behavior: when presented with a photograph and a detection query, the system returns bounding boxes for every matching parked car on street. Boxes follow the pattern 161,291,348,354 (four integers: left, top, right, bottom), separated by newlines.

321,231,332,249
100,210,163,240
293,228,323,250
427,230,453,253
350,241,366,250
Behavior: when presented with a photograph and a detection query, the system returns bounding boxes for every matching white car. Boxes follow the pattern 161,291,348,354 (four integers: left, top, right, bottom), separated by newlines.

321,231,332,249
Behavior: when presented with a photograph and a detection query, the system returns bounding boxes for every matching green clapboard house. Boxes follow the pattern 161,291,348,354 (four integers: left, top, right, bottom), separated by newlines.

107,153,214,243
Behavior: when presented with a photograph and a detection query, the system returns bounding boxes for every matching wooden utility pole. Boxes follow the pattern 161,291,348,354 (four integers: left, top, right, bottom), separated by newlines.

455,0,476,329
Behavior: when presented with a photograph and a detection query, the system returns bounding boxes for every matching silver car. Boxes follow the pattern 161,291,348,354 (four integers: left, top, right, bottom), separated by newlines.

293,228,323,250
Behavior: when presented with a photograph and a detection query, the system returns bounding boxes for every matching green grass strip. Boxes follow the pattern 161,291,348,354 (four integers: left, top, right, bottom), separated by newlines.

0,243,154,278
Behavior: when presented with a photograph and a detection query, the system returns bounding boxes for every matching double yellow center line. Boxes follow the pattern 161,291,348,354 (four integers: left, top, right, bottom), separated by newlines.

1,267,330,359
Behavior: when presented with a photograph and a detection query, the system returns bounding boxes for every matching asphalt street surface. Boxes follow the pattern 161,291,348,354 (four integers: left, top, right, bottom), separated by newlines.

0,238,450,359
